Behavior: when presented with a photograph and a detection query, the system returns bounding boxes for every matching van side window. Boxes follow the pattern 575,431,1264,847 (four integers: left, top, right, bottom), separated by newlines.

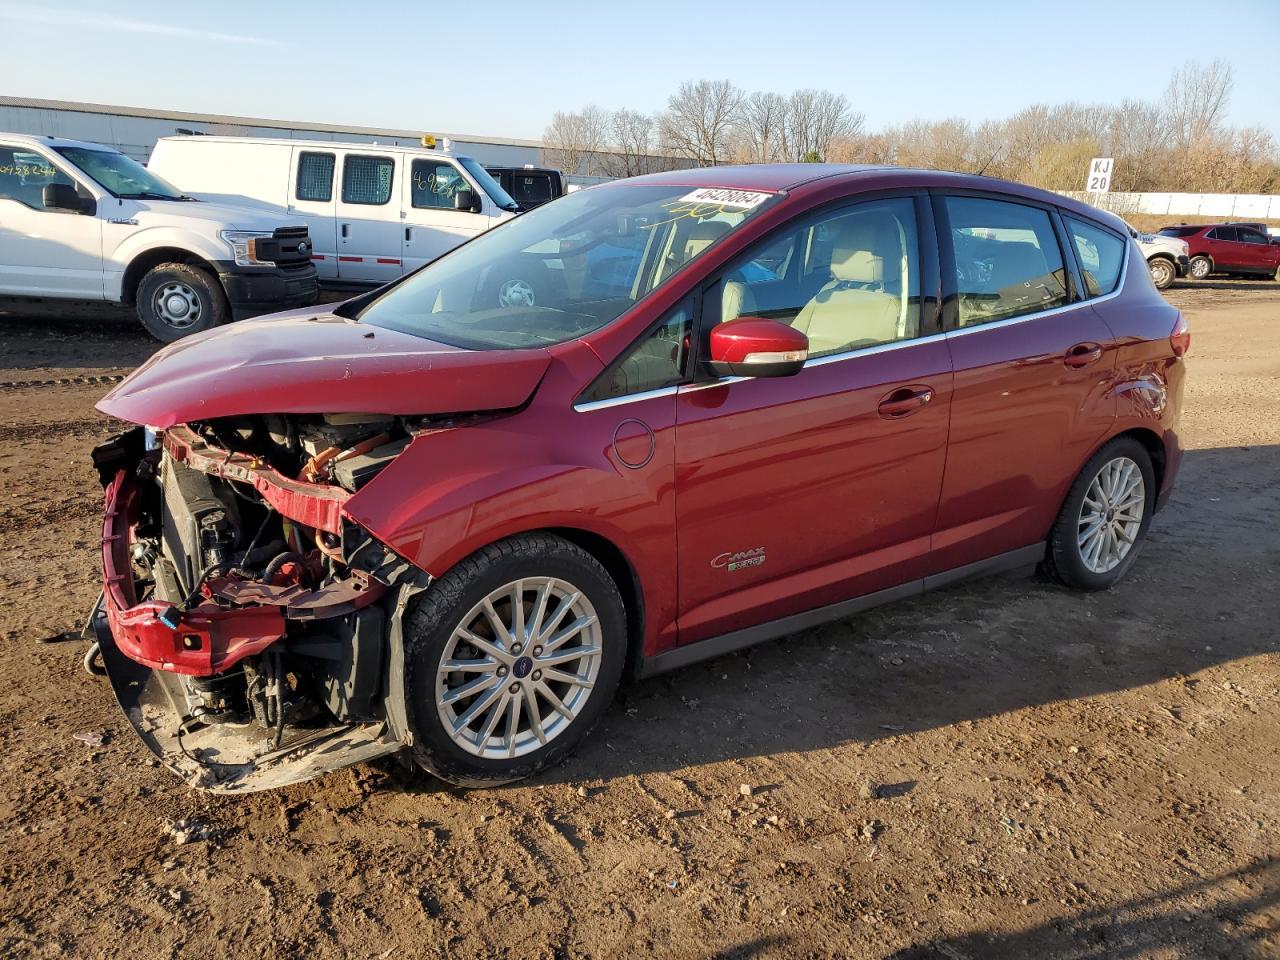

945,197,1069,327
296,152,334,202
0,147,76,211
411,161,468,209
342,155,393,205
1064,216,1125,298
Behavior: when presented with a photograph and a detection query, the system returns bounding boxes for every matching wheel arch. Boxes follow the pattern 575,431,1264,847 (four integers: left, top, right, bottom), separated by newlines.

1111,426,1166,499
121,247,220,305
545,526,647,679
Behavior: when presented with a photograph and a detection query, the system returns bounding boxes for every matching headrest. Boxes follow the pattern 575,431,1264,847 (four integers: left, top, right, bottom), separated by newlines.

830,216,886,284
684,219,732,258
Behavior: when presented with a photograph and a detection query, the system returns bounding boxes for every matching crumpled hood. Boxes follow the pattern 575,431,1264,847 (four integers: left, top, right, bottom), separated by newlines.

97,311,551,427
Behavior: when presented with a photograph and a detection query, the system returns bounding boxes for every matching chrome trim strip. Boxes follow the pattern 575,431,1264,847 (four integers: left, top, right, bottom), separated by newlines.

803,330,948,367
573,385,678,413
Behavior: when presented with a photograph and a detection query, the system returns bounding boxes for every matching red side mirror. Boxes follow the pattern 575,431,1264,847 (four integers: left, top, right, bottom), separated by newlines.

709,317,809,378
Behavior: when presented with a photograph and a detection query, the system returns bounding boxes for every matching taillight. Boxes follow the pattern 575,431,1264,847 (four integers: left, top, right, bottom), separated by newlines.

1170,313,1190,357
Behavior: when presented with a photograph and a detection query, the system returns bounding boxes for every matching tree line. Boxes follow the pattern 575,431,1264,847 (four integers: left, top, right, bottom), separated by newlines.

541,60,1279,194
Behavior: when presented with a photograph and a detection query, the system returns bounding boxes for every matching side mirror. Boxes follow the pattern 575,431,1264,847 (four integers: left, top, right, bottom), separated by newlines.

709,317,808,378
453,189,481,214
43,182,92,214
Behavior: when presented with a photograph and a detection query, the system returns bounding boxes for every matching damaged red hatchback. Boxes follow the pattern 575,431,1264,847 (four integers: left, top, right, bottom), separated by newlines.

91,165,1186,791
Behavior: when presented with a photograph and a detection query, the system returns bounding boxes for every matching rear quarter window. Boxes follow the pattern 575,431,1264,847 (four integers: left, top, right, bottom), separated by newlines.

296,152,334,202
1065,216,1125,297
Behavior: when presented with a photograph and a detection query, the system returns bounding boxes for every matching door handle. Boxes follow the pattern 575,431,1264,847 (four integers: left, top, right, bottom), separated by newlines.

405,227,411,242
1064,342,1103,368
877,385,934,419
341,223,349,239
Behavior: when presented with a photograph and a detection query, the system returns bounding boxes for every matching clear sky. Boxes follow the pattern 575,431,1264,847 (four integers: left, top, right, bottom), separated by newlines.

2,0,1277,141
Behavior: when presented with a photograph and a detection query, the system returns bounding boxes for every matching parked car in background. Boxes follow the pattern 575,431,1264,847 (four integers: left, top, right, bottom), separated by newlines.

0,133,317,341
1157,223,1280,280
1130,227,1189,290
148,136,520,288
485,165,565,209
90,164,1187,792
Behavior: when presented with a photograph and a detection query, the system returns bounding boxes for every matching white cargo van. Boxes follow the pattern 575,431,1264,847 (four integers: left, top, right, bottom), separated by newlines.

149,136,522,286
0,133,317,341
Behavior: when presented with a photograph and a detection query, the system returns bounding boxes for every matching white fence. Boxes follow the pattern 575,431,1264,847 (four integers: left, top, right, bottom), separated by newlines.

1059,191,1280,220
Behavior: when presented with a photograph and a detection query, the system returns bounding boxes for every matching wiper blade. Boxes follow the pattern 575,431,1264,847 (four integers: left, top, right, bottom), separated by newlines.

118,191,186,200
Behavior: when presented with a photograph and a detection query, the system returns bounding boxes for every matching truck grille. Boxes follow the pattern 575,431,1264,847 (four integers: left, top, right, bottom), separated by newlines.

255,226,313,269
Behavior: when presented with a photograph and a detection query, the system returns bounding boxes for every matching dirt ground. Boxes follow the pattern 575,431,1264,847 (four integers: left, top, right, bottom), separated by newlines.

0,278,1277,960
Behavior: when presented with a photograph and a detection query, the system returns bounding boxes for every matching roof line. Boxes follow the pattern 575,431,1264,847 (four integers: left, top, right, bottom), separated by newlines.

0,95,544,149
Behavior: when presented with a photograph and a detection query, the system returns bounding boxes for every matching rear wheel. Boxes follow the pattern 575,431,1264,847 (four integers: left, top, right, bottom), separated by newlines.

136,262,227,342
404,534,626,786
1188,255,1212,280
1042,437,1154,591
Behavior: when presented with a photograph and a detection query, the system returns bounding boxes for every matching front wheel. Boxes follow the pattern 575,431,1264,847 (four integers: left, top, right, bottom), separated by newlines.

136,262,227,342
1188,255,1212,281
1042,437,1155,591
404,534,627,786
1148,257,1175,290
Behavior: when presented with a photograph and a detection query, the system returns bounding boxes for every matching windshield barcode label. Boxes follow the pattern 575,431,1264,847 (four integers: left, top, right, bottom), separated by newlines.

679,188,772,208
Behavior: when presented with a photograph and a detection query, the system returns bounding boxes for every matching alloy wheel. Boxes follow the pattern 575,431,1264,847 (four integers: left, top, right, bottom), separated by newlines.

436,577,602,759
1077,456,1146,574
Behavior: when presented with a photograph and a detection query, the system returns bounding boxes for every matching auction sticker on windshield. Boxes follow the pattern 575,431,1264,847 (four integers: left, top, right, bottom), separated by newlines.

679,188,772,208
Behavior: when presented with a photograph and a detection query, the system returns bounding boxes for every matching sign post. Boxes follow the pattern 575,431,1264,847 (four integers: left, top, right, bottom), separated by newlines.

1086,157,1113,209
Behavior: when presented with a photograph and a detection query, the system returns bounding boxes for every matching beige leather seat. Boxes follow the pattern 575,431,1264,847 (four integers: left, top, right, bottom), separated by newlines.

791,217,904,356
662,220,731,283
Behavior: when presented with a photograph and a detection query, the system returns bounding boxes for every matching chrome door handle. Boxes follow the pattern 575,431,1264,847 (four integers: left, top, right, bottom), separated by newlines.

878,385,934,419
1064,342,1103,368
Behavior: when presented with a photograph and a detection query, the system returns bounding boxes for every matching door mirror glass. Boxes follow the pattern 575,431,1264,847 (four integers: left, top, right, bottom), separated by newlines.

42,181,90,214
709,317,808,378
453,189,480,213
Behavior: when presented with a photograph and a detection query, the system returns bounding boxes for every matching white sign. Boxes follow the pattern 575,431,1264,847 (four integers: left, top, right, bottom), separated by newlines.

1086,157,1113,193
679,188,772,209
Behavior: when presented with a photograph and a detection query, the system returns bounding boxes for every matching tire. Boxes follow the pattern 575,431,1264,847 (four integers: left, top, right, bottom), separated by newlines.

136,262,227,342
404,533,627,786
1148,257,1175,290
1274,263,1280,282
1041,437,1155,591
1187,255,1212,281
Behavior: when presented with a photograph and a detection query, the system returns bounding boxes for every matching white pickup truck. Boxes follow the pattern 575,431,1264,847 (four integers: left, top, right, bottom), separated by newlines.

0,134,318,341
1131,227,1190,290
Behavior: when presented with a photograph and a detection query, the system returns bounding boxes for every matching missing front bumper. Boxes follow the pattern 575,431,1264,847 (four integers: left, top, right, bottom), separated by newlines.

91,609,401,793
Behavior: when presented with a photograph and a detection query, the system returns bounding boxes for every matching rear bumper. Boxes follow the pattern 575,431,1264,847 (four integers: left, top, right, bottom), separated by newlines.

214,261,318,320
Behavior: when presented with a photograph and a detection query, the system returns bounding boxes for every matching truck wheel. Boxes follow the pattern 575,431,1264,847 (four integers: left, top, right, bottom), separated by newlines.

404,533,627,786
1148,257,1175,290
1187,255,1212,281
136,262,227,342
1041,436,1154,592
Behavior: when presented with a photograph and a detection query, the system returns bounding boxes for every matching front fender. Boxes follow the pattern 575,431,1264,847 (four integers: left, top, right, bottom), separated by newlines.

107,225,229,297
343,409,679,656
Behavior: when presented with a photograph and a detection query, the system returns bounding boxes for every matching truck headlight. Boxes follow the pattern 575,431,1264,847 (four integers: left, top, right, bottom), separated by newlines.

218,230,273,267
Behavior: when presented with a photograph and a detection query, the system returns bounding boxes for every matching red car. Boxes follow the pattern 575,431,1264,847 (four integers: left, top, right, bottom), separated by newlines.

1157,223,1280,280
91,165,1188,791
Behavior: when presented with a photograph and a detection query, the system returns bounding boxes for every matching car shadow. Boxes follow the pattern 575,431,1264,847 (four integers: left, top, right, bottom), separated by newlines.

502,442,1279,787
883,858,1279,959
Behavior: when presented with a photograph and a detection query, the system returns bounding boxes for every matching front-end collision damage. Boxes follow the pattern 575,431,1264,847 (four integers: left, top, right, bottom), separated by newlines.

90,417,429,792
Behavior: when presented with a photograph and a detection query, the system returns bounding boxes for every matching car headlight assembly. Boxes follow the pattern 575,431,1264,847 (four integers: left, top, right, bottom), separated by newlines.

218,230,274,267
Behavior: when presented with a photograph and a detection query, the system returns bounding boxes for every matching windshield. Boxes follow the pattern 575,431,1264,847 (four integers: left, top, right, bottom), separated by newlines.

457,156,518,211
356,183,778,349
1158,226,1201,237
54,146,187,199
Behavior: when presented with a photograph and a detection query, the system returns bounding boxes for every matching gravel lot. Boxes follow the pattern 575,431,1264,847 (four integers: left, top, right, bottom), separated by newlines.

0,279,1277,959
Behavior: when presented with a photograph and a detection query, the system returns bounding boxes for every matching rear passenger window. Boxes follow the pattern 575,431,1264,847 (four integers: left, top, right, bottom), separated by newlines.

710,197,921,359
945,197,1068,327
411,161,468,209
1065,216,1125,297
296,152,334,202
342,155,393,205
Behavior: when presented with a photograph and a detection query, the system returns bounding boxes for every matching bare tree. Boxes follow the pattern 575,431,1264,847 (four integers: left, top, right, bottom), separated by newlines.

659,79,745,166
1163,58,1234,149
541,105,610,176
781,89,863,162
738,91,788,163
601,109,658,179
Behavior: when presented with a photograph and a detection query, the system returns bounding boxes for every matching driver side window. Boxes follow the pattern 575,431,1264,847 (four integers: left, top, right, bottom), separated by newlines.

412,161,468,210
0,147,77,211
579,300,692,404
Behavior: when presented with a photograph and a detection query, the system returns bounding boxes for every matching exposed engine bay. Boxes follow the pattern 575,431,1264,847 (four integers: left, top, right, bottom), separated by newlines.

90,414,429,792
